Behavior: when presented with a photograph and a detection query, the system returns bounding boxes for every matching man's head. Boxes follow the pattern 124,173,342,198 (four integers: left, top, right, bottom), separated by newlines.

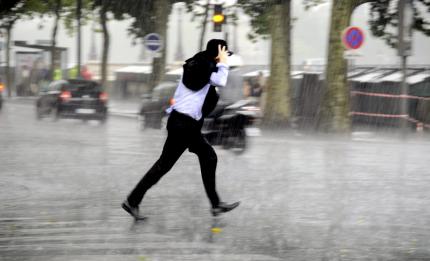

205,39,233,58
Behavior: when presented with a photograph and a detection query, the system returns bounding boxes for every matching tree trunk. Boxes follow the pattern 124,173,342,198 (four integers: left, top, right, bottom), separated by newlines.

318,0,356,132
76,0,82,78
149,0,170,90
263,0,291,126
5,23,13,98
100,1,109,88
199,3,210,52
50,0,61,81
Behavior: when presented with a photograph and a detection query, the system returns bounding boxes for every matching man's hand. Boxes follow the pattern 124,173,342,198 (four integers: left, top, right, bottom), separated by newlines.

215,44,228,64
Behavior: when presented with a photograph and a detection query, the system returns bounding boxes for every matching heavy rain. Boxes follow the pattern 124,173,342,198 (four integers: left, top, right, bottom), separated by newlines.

1,0,430,260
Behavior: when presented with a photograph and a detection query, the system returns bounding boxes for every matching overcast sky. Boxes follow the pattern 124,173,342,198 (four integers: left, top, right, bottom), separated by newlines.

6,1,430,67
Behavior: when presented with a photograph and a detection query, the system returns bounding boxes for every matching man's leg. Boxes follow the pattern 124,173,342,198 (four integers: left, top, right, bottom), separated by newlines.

190,135,220,208
190,134,240,216
127,131,188,207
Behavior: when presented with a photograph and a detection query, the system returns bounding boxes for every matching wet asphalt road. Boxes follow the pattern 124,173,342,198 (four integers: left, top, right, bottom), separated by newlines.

1,99,430,261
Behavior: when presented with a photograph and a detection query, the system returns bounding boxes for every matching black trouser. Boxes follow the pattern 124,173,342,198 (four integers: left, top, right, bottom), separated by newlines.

127,110,220,208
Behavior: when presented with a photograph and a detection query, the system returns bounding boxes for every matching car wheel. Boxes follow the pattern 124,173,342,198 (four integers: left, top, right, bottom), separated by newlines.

51,107,59,121
99,114,107,124
138,114,146,130
36,106,43,120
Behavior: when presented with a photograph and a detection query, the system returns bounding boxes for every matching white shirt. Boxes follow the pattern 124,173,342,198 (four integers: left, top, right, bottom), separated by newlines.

167,63,229,120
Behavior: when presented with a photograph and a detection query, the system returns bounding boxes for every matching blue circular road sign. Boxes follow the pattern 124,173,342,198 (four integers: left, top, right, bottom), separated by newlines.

144,33,163,52
342,27,364,50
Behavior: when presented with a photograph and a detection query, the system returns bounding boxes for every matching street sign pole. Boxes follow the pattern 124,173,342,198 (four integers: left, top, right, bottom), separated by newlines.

401,54,408,135
0,42,3,66
398,0,414,136
143,33,163,88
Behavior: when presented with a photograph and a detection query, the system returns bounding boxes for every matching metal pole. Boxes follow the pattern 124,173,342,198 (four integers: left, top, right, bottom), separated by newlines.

398,0,413,136
6,25,11,98
233,8,239,54
63,49,69,79
174,5,184,62
76,0,82,78
401,54,408,136
0,41,3,66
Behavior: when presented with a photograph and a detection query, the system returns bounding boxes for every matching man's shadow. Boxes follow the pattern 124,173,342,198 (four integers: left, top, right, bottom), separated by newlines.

128,216,148,232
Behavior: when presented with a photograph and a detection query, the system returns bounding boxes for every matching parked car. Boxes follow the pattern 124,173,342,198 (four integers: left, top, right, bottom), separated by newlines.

139,81,177,129
36,79,108,122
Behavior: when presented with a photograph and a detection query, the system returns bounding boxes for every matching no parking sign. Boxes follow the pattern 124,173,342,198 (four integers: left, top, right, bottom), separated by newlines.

342,26,365,50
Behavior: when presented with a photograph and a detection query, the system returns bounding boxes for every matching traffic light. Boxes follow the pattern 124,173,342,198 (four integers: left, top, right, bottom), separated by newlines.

212,4,225,32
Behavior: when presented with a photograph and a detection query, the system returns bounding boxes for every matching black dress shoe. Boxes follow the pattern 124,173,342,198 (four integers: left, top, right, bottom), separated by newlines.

122,200,146,220
211,201,240,216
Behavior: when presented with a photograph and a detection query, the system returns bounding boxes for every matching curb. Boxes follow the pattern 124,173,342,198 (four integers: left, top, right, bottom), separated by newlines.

7,97,140,120
109,111,139,119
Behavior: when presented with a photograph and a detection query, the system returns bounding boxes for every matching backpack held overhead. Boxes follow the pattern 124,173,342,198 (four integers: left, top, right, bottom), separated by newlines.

182,52,217,91
182,51,219,117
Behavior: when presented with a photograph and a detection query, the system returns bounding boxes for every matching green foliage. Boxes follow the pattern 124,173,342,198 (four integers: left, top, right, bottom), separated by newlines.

0,0,22,15
111,0,195,40
237,0,273,41
185,1,238,27
184,1,208,24
369,0,430,48
303,0,328,10
1,0,202,40
92,0,128,21
61,0,93,36
305,0,430,48
0,0,89,36
105,0,155,39
0,0,45,28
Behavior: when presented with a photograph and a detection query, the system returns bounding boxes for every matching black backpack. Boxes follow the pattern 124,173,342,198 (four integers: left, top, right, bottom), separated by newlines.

182,51,219,117
182,51,216,90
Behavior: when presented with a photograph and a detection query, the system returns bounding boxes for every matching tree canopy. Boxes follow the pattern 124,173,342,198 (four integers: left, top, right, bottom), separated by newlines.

369,0,430,47
237,0,272,41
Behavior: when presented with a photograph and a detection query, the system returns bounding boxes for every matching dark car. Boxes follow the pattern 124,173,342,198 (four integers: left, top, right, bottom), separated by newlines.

139,81,177,129
36,79,108,122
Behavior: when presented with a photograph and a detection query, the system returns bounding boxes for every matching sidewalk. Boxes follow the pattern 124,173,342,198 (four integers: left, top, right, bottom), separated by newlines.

107,98,140,118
